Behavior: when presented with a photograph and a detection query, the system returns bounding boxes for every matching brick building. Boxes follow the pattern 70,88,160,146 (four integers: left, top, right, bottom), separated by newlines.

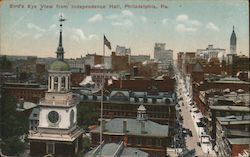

90,105,170,157
2,83,46,103
107,76,175,92
81,89,177,137
111,52,129,72
210,106,250,145
193,77,250,115
215,116,250,157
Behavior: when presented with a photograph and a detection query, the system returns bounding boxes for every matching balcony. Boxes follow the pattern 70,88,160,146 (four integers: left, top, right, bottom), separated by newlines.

39,97,80,107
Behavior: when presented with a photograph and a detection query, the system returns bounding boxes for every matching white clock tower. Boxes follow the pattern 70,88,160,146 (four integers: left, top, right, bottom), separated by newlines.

28,15,84,157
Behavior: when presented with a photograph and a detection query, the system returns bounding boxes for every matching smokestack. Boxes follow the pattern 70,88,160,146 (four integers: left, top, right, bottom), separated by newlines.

123,120,127,133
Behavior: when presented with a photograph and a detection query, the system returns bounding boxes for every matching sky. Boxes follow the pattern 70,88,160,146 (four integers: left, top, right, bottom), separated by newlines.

0,0,249,59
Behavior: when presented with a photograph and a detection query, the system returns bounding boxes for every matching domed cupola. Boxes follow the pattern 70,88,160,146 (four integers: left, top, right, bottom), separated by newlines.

48,15,71,93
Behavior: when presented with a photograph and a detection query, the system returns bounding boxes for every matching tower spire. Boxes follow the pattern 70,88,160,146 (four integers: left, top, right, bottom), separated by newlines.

56,14,66,60
230,25,237,54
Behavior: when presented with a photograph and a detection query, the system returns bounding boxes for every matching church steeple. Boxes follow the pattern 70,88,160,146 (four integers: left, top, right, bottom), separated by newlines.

56,14,66,60
230,25,237,55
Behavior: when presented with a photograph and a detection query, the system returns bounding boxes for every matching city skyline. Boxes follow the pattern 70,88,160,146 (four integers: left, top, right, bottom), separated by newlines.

0,0,249,59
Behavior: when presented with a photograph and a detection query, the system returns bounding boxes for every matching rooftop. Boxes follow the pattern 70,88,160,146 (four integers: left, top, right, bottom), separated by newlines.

217,115,250,125
213,77,250,84
210,105,250,112
91,118,169,137
228,138,250,145
85,142,149,157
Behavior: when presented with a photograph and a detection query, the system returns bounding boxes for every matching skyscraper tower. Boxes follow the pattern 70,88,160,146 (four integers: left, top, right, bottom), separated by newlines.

230,26,237,54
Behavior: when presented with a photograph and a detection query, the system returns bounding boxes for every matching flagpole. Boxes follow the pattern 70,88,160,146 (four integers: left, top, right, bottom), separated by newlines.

99,34,105,157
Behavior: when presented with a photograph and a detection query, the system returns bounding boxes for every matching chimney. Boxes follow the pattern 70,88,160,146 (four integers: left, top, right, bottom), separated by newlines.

133,66,139,76
123,120,127,133
141,122,146,134
18,98,24,109
85,64,91,76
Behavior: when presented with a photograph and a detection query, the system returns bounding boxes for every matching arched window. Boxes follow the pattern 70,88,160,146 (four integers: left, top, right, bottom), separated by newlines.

54,77,58,90
61,76,65,90
49,76,52,90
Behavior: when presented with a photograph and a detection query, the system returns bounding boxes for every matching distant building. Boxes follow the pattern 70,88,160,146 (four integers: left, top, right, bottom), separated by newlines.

230,26,237,55
66,58,85,71
2,82,46,103
84,54,104,68
90,68,119,89
115,45,131,56
154,43,173,70
85,142,149,157
197,45,225,61
130,55,150,63
177,52,184,70
90,105,170,157
111,52,129,72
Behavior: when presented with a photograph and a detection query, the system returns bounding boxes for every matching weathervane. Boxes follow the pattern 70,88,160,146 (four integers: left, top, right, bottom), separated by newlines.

59,13,66,29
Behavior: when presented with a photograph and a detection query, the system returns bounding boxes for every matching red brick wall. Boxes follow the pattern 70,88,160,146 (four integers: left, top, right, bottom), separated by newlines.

71,72,85,87
3,87,46,103
231,144,249,157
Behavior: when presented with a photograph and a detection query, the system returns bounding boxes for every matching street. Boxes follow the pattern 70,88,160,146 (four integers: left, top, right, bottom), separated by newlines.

176,75,216,157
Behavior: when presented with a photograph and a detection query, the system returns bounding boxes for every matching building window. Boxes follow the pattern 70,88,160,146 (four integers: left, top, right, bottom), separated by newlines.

155,139,161,146
137,138,143,145
147,138,152,146
46,142,55,154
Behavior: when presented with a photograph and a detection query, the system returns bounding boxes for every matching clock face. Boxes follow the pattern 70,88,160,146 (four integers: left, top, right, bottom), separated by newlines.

70,110,74,125
48,111,59,123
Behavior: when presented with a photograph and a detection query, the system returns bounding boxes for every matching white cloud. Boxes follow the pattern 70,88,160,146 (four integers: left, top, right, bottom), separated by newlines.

72,28,87,40
70,28,98,43
112,19,133,28
175,14,202,32
162,18,169,24
206,22,219,31
88,14,103,23
15,31,28,39
122,10,134,17
176,24,196,32
88,34,98,40
106,14,119,20
48,24,56,31
176,14,189,22
34,33,43,40
140,16,147,23
191,20,202,26
27,23,45,32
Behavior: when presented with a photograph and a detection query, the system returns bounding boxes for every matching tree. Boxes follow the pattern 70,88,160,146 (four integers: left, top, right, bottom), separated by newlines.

77,103,99,129
0,91,28,155
1,136,25,156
